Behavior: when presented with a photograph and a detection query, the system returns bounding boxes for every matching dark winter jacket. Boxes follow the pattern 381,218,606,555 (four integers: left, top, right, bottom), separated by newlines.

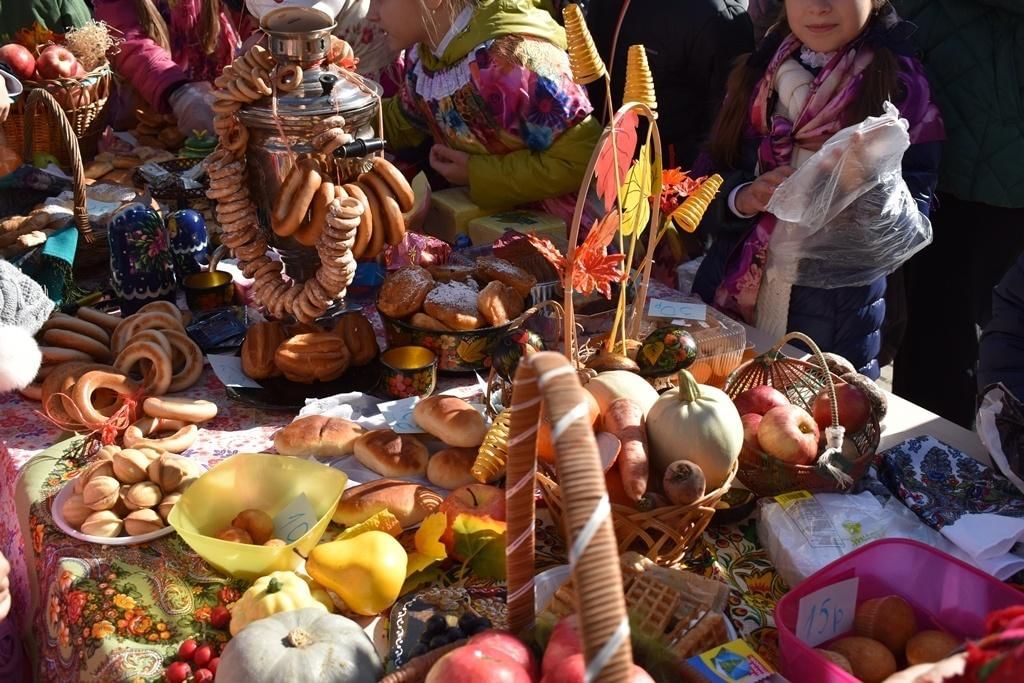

979,252,1024,397
892,0,1024,208
583,0,753,169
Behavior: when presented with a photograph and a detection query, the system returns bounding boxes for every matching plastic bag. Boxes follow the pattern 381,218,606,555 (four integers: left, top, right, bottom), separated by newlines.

763,101,932,289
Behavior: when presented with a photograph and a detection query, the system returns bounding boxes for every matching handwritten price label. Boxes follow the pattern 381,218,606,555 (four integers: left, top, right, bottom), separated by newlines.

795,577,859,647
273,494,318,544
647,298,707,322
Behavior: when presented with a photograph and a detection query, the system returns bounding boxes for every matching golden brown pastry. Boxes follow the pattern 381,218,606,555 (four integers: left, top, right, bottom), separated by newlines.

473,256,536,298
412,395,487,447
353,429,429,478
477,280,525,327
241,321,288,380
423,280,482,331
377,265,434,319
409,312,452,331
332,312,378,366
427,447,478,489
274,332,352,383
427,264,475,283
274,415,367,457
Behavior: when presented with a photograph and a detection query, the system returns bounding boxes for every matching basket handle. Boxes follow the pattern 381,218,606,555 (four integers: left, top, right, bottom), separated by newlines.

505,351,633,683
770,331,852,484
22,89,93,243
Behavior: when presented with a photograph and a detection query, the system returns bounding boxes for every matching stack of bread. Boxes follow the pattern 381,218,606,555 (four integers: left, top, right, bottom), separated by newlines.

241,312,378,384
377,256,536,331
60,445,201,539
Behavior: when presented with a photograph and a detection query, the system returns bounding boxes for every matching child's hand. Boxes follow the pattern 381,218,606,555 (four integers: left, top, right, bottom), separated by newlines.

0,551,10,621
736,165,795,215
430,145,470,186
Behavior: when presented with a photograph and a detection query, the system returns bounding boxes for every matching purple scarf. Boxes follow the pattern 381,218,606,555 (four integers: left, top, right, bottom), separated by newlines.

713,24,944,323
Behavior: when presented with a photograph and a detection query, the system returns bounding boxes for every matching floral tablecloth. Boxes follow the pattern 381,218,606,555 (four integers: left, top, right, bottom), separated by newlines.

0,367,788,681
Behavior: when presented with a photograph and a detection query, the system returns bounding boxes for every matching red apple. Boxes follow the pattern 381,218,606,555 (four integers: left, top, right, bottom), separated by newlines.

812,382,871,434
542,615,583,678
757,405,819,465
540,654,655,683
468,631,538,679
426,645,532,683
739,413,763,463
36,45,81,80
438,483,506,554
733,385,790,417
0,43,36,80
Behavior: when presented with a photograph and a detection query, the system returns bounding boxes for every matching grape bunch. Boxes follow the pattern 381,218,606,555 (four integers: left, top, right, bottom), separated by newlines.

408,612,492,658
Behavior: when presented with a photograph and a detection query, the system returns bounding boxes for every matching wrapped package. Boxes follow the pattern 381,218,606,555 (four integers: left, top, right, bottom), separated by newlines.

763,101,932,289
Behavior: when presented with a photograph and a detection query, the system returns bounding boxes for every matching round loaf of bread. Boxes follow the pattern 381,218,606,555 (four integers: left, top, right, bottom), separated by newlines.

353,429,429,477
427,447,478,489
413,395,487,447
274,415,367,458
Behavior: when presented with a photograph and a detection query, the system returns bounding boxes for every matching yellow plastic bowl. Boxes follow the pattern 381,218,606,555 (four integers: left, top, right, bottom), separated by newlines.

168,453,347,581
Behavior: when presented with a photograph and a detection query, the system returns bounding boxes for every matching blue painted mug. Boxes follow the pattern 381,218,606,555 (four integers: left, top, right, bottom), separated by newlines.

108,203,178,315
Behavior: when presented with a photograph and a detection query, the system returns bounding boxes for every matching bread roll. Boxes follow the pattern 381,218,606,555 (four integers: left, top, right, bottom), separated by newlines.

274,415,366,457
427,447,478,489
332,479,442,528
353,429,429,477
413,395,487,447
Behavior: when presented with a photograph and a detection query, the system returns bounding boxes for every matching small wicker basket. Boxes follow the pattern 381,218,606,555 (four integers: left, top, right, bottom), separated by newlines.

2,63,112,165
723,331,880,497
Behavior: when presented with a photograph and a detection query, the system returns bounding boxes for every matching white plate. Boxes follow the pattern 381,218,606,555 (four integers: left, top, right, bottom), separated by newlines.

52,481,176,546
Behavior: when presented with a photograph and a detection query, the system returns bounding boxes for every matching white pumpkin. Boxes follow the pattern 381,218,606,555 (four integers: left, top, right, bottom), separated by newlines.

585,370,660,416
646,369,743,489
217,607,382,683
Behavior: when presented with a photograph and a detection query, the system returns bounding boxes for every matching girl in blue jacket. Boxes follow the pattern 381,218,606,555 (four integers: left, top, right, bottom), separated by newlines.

693,0,943,378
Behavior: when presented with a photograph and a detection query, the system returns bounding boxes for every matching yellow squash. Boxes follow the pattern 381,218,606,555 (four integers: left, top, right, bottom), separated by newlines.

229,571,326,636
306,531,407,616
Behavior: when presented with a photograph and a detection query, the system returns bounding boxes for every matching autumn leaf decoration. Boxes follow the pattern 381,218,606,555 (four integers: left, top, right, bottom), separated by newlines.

527,211,625,300
594,110,639,211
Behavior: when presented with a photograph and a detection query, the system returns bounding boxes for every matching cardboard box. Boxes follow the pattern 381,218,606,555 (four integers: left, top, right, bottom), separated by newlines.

423,187,489,243
467,209,566,246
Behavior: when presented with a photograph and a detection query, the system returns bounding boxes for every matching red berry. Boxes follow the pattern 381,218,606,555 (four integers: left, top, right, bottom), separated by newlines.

193,668,214,683
177,639,198,661
193,644,213,668
208,657,220,676
165,661,191,683
209,605,231,630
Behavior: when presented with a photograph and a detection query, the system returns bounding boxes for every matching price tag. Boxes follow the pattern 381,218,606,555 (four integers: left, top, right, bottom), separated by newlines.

207,354,261,388
647,298,707,322
273,493,319,544
795,577,859,647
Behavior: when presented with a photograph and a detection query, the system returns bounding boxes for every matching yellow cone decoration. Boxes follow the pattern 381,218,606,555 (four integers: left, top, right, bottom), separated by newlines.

471,410,511,483
672,174,724,232
563,4,606,85
623,45,657,111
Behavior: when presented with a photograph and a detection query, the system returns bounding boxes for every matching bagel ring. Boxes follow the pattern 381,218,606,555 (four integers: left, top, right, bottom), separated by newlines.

132,330,173,361
42,313,110,345
114,340,173,396
370,157,415,212
71,369,140,426
41,328,112,362
123,417,198,453
112,311,183,354
136,300,183,323
41,362,110,426
342,183,373,258
361,172,407,246
75,306,122,334
160,329,205,393
274,64,303,92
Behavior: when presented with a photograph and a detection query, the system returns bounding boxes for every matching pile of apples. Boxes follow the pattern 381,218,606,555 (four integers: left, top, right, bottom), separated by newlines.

0,42,85,81
736,380,873,466
426,616,655,682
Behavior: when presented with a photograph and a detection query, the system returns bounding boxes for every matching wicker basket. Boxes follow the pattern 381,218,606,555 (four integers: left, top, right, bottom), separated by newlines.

723,331,880,497
3,63,112,165
383,352,635,683
537,460,735,567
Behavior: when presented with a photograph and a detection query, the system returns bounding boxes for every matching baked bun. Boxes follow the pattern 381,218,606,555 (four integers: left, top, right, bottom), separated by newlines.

477,280,525,326
333,312,378,366
274,415,367,457
473,256,536,298
428,264,475,283
242,321,287,379
409,312,452,331
905,631,960,666
377,265,433,319
353,429,429,477
412,395,487,447
274,332,351,383
423,280,482,331
333,479,442,528
427,447,478,489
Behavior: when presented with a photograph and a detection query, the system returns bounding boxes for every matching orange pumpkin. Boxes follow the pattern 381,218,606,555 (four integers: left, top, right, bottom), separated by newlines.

537,390,601,464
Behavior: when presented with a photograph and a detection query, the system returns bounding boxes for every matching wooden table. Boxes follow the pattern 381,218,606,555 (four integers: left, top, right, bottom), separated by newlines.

742,324,989,464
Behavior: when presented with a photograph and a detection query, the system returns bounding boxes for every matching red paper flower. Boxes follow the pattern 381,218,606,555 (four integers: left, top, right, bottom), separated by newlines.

660,167,705,215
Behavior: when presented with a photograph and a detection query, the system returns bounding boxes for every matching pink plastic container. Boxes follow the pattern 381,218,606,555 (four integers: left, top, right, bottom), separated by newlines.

775,538,1024,682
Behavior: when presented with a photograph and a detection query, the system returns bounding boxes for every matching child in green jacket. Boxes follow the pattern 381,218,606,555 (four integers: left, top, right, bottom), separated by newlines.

370,0,602,224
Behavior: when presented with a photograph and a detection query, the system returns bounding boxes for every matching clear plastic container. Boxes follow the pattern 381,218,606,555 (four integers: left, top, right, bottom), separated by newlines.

775,538,1024,683
642,298,747,387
